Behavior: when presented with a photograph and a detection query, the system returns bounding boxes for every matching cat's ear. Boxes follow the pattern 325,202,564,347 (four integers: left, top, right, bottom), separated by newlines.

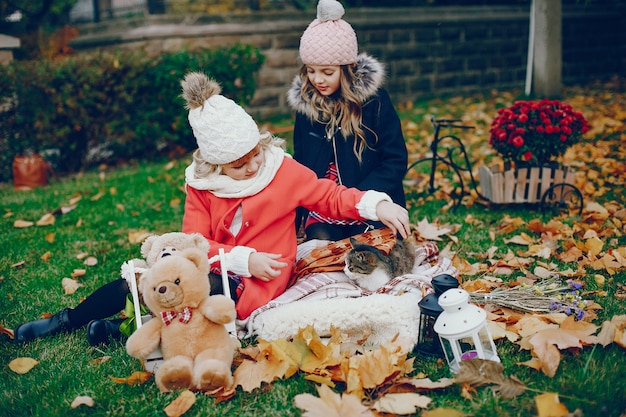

349,237,359,248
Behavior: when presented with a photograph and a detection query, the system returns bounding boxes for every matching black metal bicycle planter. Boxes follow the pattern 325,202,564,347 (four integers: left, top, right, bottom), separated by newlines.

404,116,584,215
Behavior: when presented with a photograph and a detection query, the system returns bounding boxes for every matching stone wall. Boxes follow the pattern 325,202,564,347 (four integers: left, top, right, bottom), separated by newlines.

71,5,626,119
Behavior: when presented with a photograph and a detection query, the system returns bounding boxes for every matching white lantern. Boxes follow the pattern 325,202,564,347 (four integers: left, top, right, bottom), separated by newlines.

433,288,500,373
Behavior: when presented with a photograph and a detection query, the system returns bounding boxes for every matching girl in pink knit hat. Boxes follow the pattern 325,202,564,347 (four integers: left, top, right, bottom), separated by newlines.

288,0,409,242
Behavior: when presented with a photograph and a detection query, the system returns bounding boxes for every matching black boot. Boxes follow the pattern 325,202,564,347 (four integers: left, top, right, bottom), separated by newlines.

14,308,73,343
86,319,124,346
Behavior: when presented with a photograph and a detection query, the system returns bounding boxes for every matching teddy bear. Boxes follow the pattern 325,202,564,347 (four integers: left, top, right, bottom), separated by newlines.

118,232,212,335
125,246,237,393
134,231,211,271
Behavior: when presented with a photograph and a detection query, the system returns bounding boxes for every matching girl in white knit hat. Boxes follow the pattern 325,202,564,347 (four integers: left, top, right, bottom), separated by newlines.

13,71,410,344
180,72,410,320
287,0,409,242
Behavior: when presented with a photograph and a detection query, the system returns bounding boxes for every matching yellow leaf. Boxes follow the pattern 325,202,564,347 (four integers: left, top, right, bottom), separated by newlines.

415,218,454,241
304,374,336,388
71,269,87,278
233,347,295,392
70,395,94,409
371,392,431,414
91,356,111,365
109,187,117,195
68,195,82,205
62,278,83,295
293,384,374,417
90,191,105,201
596,315,626,347
76,252,89,260
128,229,151,244
45,233,55,243
40,251,51,262
13,220,34,228
116,203,125,212
36,213,55,226
109,371,152,385
170,198,181,207
584,236,604,256
60,205,77,214
422,408,464,417
407,377,454,390
535,392,569,417
164,390,196,417
83,257,98,267
504,233,534,245
594,274,606,287
9,357,39,374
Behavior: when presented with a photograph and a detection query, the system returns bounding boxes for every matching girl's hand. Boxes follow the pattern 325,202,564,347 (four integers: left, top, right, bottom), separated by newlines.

249,252,288,282
375,201,411,238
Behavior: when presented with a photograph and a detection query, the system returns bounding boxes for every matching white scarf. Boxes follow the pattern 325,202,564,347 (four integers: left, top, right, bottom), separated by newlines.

185,145,287,198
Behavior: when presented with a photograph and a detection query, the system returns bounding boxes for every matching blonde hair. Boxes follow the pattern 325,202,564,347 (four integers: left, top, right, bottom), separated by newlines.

192,132,285,179
299,64,376,161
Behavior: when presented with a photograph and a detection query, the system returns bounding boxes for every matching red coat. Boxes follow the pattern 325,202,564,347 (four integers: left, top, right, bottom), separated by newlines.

182,157,366,319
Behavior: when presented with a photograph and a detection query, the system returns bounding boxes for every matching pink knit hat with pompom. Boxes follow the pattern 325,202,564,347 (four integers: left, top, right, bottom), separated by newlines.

299,0,358,66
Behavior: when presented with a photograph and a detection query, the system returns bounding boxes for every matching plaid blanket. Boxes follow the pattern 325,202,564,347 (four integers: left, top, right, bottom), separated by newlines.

243,230,457,348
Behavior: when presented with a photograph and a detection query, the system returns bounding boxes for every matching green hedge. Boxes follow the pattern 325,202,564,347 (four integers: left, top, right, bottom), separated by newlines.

0,44,265,182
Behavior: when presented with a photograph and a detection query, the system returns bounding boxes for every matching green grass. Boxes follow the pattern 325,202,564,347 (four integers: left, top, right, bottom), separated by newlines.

2,85,626,416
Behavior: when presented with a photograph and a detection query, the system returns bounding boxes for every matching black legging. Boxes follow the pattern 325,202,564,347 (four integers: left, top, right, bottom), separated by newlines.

65,273,238,328
305,222,373,242
67,278,129,327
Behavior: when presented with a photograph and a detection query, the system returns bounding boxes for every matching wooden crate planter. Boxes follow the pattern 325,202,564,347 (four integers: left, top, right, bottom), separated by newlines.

478,164,577,204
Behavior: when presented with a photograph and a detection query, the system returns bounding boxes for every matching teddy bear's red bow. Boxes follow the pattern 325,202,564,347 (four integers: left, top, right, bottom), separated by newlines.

160,307,193,326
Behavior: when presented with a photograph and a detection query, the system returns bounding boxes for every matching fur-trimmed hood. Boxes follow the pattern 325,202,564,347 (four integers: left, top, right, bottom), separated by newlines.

286,53,385,118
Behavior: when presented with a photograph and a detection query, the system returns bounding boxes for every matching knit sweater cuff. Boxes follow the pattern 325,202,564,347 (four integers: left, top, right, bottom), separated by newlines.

226,246,257,277
356,190,392,220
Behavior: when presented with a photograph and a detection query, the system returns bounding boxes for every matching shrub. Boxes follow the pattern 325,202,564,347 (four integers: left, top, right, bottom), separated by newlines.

0,44,265,182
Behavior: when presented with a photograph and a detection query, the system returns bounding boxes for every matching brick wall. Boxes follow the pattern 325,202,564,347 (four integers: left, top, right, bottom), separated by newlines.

71,4,626,119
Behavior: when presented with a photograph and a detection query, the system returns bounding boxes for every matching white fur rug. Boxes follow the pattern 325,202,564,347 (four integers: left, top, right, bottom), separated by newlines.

243,240,457,349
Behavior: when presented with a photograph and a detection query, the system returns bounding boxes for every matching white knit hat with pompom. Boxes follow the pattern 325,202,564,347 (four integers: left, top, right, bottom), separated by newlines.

181,72,260,165
299,0,358,66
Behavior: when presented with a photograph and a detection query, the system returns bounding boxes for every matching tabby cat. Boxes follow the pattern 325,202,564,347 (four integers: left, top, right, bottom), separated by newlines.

343,236,416,291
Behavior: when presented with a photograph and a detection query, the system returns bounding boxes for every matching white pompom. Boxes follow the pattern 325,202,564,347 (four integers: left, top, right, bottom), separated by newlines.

317,0,345,22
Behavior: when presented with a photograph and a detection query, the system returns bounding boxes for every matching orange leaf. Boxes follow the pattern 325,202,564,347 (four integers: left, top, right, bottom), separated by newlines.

164,390,196,417
0,324,14,339
109,371,152,385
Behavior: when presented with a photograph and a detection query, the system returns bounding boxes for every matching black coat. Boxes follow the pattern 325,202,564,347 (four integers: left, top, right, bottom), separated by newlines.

292,87,407,207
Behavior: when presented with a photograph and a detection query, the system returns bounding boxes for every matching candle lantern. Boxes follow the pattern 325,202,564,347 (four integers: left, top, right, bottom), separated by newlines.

416,274,459,355
434,288,500,373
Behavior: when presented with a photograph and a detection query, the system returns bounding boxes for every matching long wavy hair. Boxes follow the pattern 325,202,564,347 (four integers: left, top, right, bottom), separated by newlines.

299,64,377,162
192,132,285,178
